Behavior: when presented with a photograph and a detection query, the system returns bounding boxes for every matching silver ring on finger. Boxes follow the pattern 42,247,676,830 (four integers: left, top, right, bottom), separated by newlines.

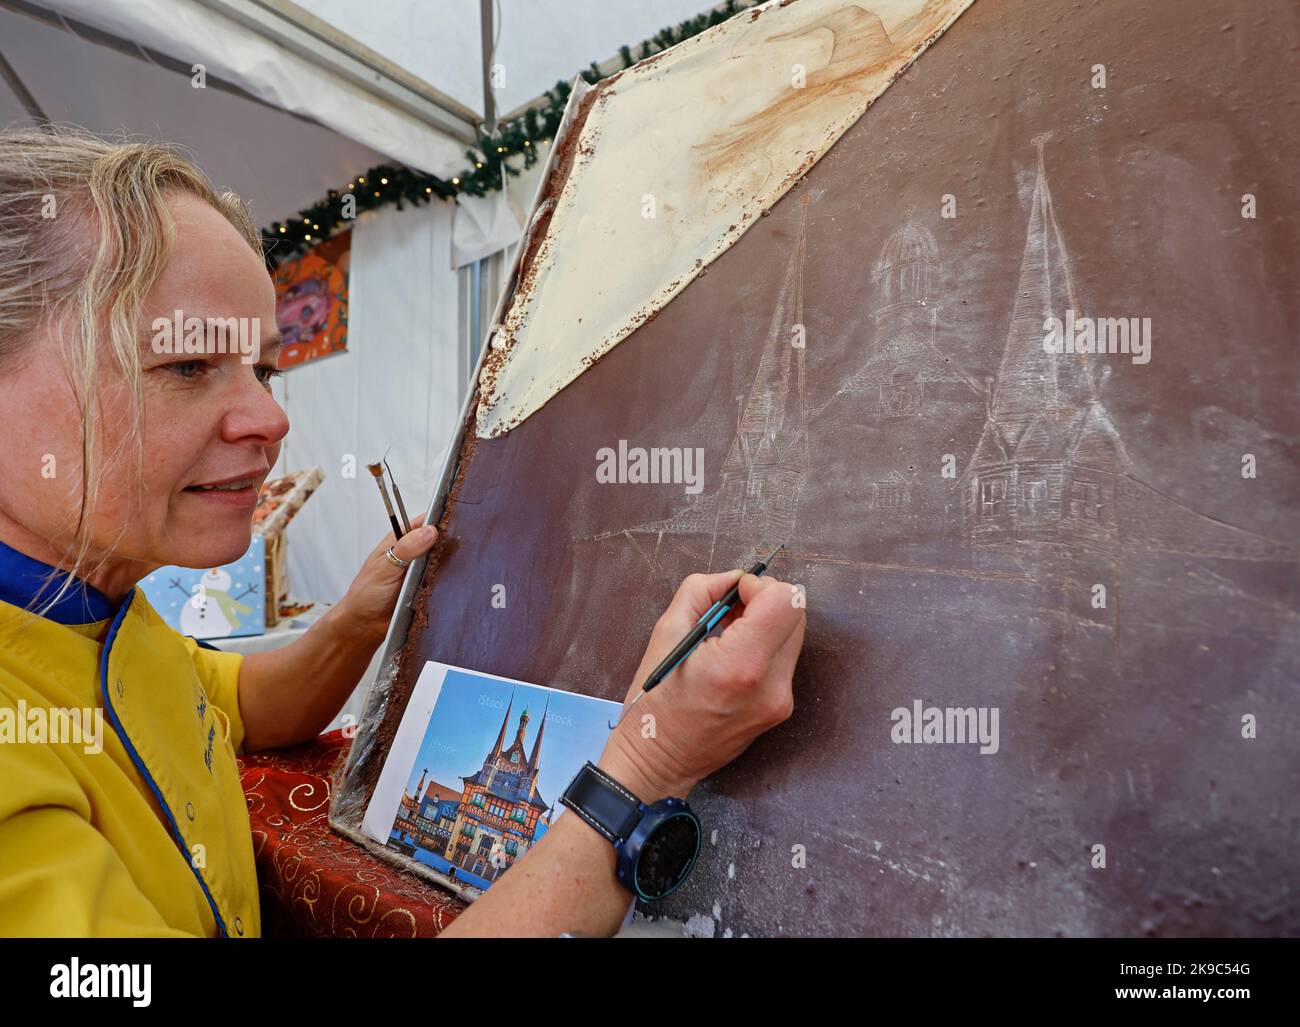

385,546,411,569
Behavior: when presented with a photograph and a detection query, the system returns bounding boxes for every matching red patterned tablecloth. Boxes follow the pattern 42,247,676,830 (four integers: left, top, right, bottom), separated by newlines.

237,729,467,937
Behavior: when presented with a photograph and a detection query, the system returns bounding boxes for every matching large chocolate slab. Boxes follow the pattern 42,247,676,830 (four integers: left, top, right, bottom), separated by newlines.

348,0,1299,935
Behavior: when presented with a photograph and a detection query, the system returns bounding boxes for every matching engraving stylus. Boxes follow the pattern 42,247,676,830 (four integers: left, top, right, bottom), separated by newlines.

640,544,784,694
609,545,784,730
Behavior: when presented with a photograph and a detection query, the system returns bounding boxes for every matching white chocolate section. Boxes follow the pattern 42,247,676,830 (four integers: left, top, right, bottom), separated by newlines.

476,0,975,439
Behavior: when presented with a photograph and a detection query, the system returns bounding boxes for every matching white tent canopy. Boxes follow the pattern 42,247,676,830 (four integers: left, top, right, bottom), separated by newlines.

4,0,468,175
4,0,726,183
295,0,737,121
0,2,391,225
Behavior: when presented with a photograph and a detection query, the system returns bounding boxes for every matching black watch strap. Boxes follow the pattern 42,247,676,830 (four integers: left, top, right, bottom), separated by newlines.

559,762,643,845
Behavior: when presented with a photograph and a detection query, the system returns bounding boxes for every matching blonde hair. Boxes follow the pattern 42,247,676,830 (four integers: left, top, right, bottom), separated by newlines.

0,124,262,616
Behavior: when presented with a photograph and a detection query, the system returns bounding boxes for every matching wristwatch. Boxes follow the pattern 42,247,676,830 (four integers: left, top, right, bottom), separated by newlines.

559,761,702,902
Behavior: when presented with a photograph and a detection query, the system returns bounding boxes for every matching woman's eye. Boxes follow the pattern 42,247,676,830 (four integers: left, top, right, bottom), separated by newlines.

158,359,280,385
168,360,209,380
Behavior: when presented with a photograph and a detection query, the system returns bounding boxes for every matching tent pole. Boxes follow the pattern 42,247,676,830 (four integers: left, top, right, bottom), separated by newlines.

0,48,49,125
479,0,496,135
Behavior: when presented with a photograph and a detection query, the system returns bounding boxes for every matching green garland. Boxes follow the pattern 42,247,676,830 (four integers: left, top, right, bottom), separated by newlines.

263,0,758,266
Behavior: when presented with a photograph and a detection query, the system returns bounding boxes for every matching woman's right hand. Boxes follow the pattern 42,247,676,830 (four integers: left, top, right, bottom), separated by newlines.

598,568,806,802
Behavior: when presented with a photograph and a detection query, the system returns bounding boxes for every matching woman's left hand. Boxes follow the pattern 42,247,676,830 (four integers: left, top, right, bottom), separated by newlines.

238,513,440,751
337,512,439,642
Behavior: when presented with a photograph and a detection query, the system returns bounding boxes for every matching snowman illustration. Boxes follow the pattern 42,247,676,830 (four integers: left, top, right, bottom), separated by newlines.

179,567,255,638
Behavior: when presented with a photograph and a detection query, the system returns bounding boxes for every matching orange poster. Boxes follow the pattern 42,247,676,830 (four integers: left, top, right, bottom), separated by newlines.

272,230,351,368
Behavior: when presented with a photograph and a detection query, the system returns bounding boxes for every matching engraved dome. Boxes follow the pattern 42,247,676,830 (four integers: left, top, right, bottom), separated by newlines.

872,222,939,307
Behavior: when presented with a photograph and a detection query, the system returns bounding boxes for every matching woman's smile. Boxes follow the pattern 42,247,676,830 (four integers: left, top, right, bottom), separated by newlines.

182,472,266,509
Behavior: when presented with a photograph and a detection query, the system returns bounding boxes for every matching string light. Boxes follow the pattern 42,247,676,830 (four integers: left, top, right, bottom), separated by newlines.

260,0,762,266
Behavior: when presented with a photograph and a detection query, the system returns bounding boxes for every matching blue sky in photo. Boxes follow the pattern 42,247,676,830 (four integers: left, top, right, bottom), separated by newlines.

403,668,616,808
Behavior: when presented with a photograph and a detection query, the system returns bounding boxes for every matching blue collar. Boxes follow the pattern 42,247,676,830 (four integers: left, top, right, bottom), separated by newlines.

0,539,117,624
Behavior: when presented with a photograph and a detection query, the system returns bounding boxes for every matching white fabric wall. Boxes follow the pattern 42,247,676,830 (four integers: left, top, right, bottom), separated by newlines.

271,199,464,604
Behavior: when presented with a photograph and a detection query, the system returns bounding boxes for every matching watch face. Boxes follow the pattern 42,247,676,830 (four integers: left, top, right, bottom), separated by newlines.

635,812,701,899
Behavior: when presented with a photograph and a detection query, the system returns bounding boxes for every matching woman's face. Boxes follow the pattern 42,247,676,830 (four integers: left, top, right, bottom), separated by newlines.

0,192,289,598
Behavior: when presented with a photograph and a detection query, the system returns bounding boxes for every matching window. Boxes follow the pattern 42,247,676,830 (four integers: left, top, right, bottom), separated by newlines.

873,481,909,509
459,252,506,405
1069,481,1102,520
980,478,1006,517
880,369,921,415
510,751,520,763
1022,480,1047,517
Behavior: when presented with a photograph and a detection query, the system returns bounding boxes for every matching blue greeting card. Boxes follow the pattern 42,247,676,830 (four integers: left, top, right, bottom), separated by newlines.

138,536,266,639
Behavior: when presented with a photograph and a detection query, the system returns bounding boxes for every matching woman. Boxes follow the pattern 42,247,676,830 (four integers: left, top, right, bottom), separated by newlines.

0,126,805,937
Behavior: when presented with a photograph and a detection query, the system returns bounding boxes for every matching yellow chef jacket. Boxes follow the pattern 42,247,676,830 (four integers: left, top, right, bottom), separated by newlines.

0,540,261,937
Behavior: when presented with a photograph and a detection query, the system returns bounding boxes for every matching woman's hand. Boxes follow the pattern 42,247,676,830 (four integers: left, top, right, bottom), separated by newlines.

598,568,805,802
443,569,802,937
335,513,439,642
239,514,439,751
